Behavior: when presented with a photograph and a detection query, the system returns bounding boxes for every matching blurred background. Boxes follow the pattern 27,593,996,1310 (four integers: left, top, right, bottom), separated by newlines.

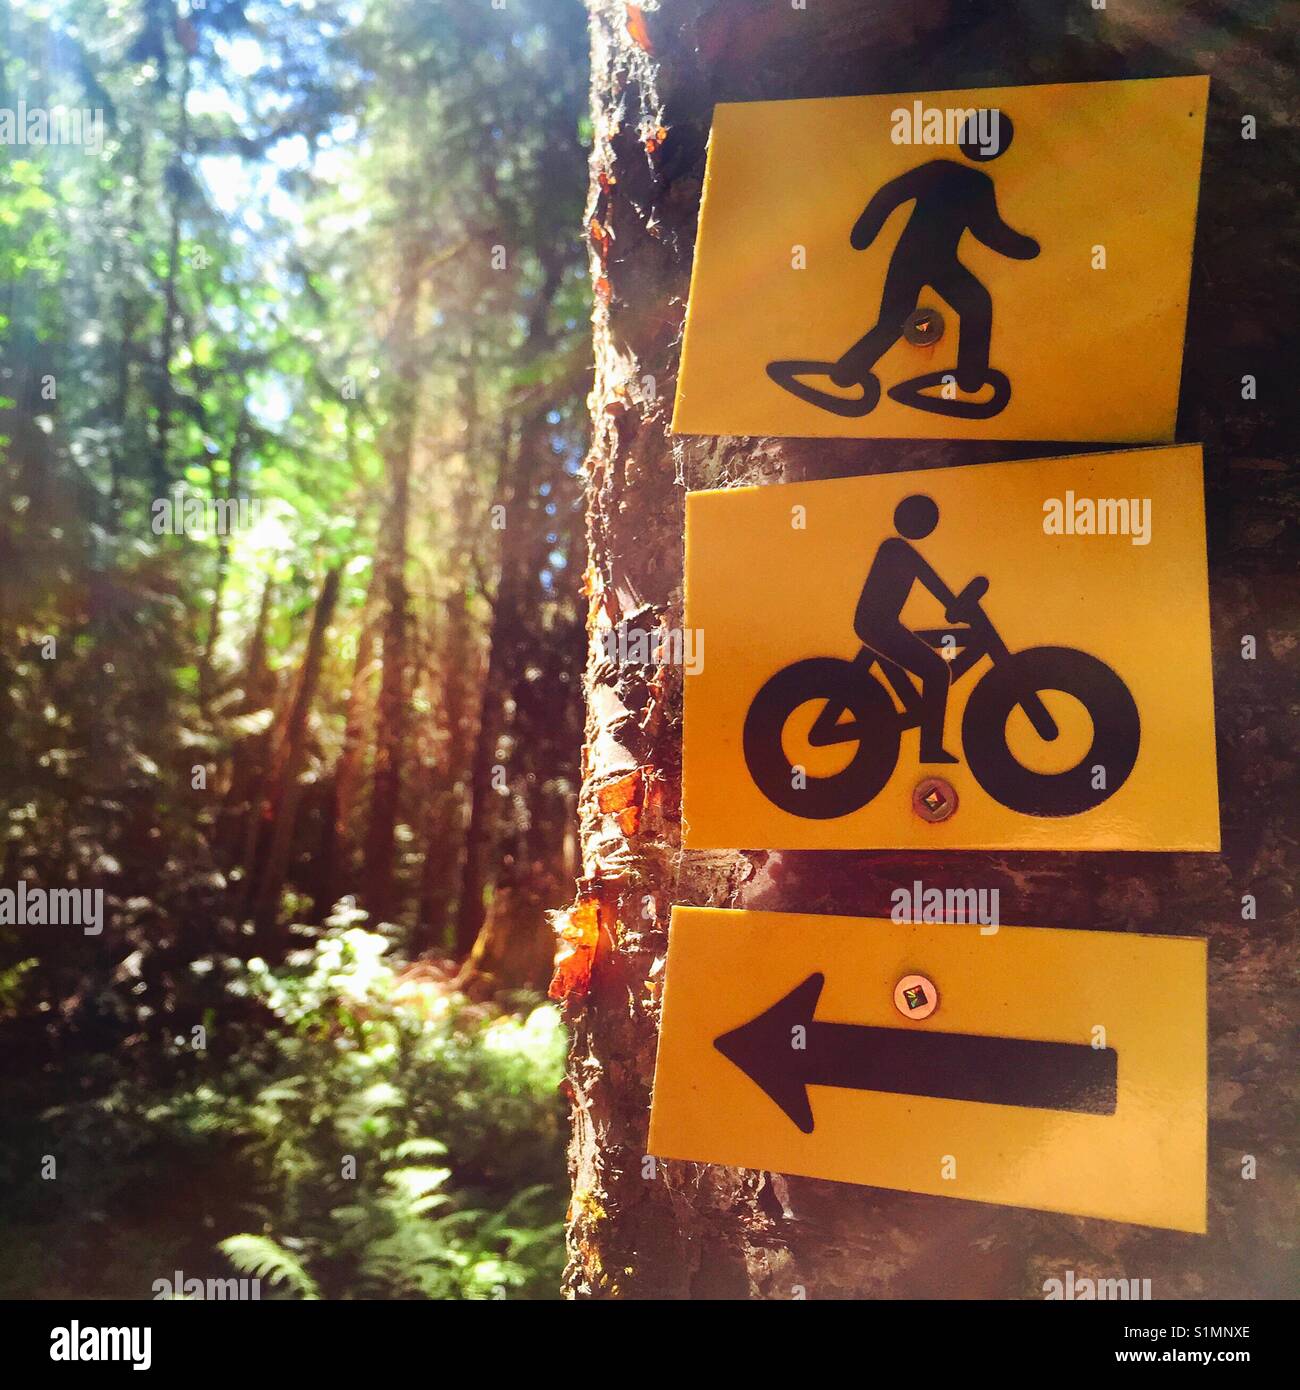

0,0,590,1298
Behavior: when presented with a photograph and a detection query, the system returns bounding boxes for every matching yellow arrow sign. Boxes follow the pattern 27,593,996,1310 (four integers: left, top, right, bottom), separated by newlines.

682,444,1218,851
672,76,1207,441
649,907,1207,1233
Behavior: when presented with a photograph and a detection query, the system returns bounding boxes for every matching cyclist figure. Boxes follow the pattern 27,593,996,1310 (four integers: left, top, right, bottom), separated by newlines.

854,495,961,764
744,479,1142,822
830,111,1039,394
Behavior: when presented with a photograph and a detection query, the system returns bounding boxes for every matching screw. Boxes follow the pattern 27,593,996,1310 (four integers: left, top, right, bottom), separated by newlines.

902,307,945,345
912,776,957,823
894,973,939,1021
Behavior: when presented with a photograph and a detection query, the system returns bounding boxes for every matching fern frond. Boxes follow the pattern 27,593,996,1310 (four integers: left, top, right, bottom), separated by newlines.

392,1137,448,1160
383,1166,451,1200
218,1233,321,1300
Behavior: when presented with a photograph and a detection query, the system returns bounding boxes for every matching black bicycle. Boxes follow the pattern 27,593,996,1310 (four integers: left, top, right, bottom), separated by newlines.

743,576,1140,819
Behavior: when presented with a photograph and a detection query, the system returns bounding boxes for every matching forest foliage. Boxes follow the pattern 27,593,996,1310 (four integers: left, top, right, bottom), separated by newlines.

1,0,591,1297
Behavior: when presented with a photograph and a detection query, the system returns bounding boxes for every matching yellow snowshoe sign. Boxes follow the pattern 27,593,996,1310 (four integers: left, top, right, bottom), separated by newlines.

672,76,1207,441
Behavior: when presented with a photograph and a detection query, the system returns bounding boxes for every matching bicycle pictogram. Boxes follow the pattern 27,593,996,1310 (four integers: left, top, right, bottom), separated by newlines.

742,494,1141,819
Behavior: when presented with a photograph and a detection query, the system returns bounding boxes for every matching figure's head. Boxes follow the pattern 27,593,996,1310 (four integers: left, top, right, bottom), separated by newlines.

895,495,939,539
959,109,1013,162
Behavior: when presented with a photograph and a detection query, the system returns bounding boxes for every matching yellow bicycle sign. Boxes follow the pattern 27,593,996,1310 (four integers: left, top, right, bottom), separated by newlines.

681,446,1218,852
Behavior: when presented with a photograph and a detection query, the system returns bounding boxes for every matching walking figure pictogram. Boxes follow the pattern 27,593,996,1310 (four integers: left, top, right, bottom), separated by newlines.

767,111,1040,420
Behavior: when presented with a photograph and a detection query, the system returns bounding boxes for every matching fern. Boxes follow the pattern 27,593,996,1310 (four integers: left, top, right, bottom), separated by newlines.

218,1234,322,1300
138,929,564,1298
391,1137,448,1160
383,1166,451,1201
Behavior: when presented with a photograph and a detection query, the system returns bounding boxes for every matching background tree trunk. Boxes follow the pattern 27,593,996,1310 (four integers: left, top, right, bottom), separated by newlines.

454,445,523,958
251,567,341,940
215,575,278,873
362,242,422,925
199,401,251,709
413,632,473,950
567,0,1296,1299
316,570,381,921
455,309,566,959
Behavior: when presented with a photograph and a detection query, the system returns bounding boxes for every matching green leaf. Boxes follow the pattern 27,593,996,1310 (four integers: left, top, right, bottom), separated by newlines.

218,1234,321,1300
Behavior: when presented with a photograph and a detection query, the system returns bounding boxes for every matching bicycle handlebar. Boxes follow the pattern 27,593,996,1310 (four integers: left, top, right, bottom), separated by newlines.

947,575,989,621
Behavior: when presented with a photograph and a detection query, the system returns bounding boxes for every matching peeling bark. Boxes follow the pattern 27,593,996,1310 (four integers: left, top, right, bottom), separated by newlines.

567,0,1297,1299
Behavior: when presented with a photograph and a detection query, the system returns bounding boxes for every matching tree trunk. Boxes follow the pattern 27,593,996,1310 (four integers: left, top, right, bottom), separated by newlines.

151,54,192,499
216,574,277,869
454,248,570,959
362,566,410,925
199,402,250,708
454,583,509,958
251,567,341,940
453,411,544,959
316,570,381,921
459,408,585,985
107,131,147,527
566,0,1296,1299
413,585,475,951
361,244,421,925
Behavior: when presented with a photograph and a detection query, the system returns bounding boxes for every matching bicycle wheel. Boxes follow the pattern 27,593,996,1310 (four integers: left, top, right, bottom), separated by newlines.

743,658,899,818
962,646,1140,817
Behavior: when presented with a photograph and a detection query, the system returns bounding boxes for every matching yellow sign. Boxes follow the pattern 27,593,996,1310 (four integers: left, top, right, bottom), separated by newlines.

649,907,1207,1232
682,445,1218,851
672,76,1207,441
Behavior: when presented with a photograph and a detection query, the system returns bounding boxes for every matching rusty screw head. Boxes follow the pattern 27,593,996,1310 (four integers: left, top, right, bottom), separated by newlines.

912,776,957,823
894,973,939,1020
902,307,945,345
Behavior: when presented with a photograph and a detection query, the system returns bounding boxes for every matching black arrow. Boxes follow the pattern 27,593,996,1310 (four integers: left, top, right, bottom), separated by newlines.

714,972,1117,1133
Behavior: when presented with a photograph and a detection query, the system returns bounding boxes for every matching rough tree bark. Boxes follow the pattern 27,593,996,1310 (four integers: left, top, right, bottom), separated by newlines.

565,0,1296,1299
